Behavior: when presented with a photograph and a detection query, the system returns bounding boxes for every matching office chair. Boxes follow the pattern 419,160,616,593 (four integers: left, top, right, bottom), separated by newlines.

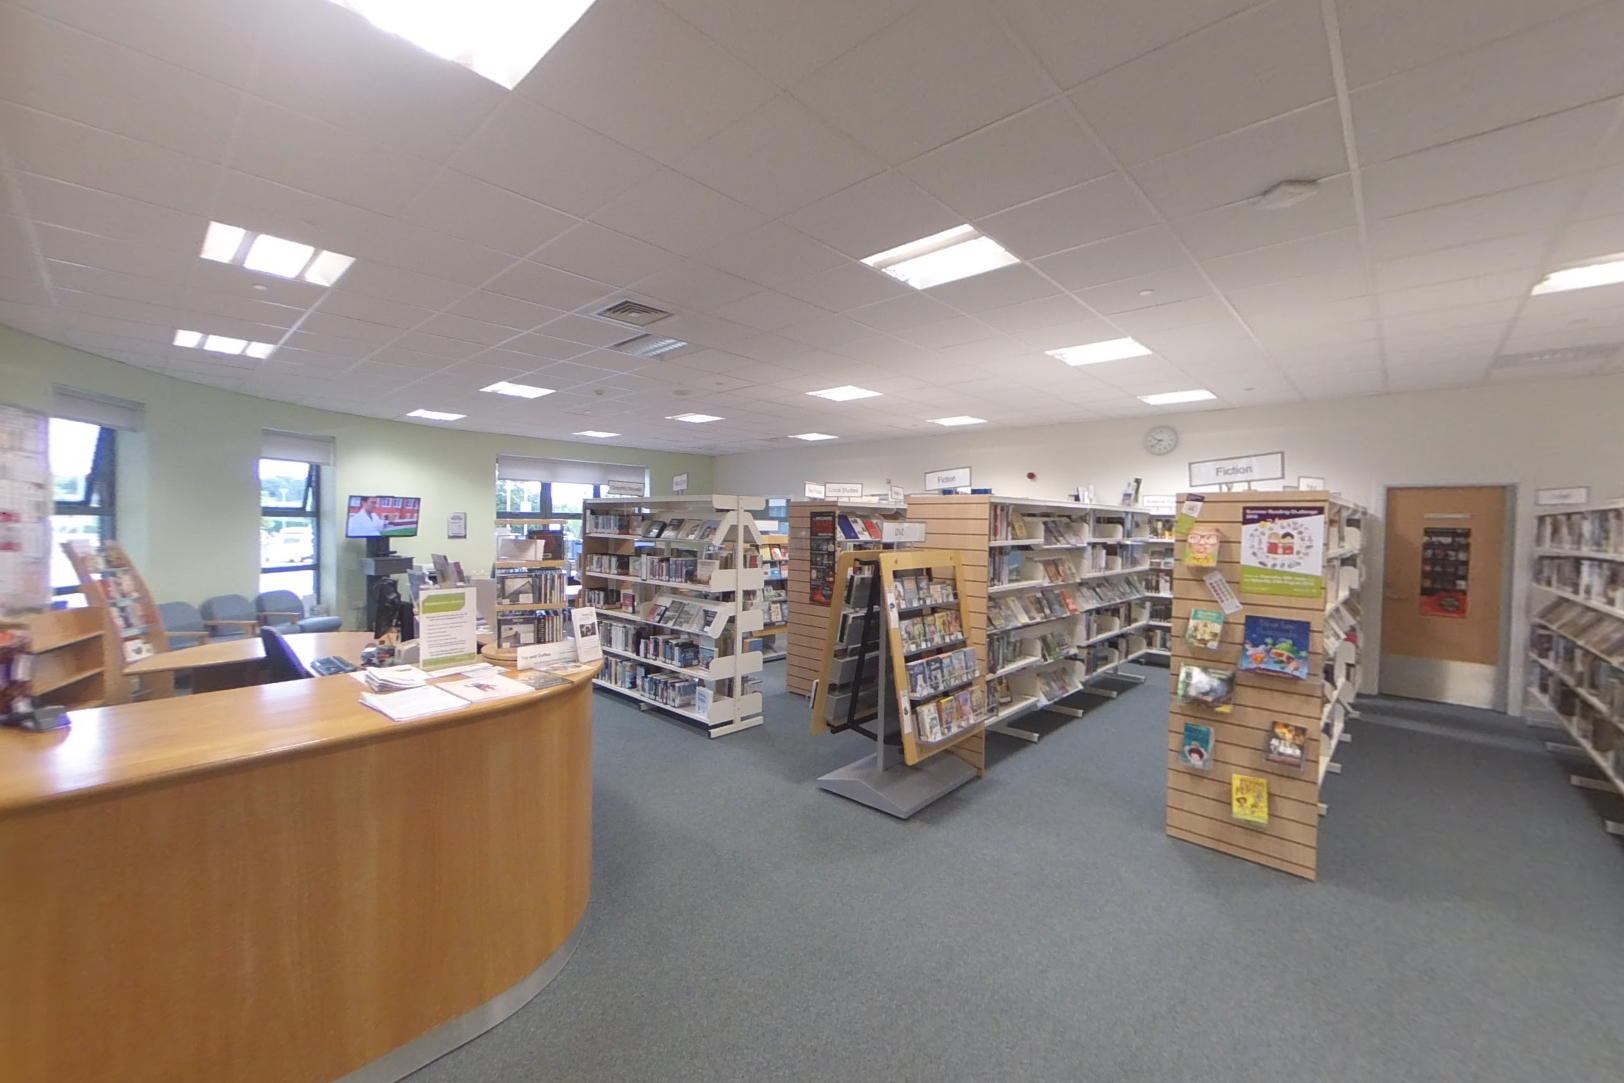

260,626,310,683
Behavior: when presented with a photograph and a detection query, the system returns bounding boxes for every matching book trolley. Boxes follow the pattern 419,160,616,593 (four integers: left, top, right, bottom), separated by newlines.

785,499,909,695
580,495,767,737
810,549,984,817
1527,500,1624,836
905,494,1157,743
1164,491,1366,880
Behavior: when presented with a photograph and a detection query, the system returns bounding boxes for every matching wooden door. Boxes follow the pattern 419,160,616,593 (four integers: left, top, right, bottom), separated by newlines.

1380,486,1509,708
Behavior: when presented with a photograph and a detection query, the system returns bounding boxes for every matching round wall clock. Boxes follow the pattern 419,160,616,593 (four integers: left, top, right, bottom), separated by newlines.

1144,425,1179,456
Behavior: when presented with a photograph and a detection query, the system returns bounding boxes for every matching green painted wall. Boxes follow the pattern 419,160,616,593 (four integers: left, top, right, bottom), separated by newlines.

0,324,715,626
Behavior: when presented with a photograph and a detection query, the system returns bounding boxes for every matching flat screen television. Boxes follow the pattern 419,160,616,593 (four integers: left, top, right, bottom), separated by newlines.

345,495,421,538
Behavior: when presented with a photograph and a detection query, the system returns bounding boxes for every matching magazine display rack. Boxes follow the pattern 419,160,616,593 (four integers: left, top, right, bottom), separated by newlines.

1527,501,1624,837
809,548,983,817
785,500,910,695
580,495,767,737
486,517,571,664
905,494,1157,743
1164,491,1366,881
61,539,170,702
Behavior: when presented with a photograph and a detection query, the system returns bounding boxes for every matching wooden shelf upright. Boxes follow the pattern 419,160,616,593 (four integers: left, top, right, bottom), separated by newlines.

62,539,171,703
785,500,908,695
1164,491,1366,881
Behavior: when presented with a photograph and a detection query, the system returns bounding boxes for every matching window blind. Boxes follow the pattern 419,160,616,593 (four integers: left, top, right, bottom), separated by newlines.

52,386,144,431
495,455,646,490
261,429,336,466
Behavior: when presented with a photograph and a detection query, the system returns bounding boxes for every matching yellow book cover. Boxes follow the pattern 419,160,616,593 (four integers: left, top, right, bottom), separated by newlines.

1231,774,1270,826
1184,527,1222,567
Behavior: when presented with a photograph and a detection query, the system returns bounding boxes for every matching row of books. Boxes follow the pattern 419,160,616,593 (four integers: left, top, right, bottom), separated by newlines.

1535,556,1624,611
497,610,566,648
583,587,638,611
914,685,984,743
891,572,956,609
1529,666,1622,769
1537,507,1624,553
904,646,979,700
648,599,725,636
639,517,730,542
989,507,1143,543
1532,627,1624,718
1538,598,1624,661
497,569,566,605
988,586,1143,630
602,658,699,708
836,515,890,541
585,513,641,535
900,609,964,654
760,597,788,625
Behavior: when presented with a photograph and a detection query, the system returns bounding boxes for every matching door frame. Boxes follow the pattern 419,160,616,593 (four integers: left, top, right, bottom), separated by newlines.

1374,483,1518,713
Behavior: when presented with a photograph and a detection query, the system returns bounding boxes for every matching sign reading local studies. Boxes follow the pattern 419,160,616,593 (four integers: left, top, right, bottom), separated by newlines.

1239,505,1326,598
416,587,479,668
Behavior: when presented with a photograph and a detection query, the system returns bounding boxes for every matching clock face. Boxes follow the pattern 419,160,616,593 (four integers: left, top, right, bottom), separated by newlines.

1144,425,1179,456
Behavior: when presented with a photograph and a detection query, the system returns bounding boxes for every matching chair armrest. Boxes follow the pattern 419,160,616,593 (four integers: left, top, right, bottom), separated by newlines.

167,632,209,647
203,619,260,631
260,611,303,621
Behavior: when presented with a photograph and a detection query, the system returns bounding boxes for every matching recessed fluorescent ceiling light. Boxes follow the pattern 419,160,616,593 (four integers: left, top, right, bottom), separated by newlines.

1139,389,1216,406
200,221,356,285
807,385,880,402
573,430,619,438
1047,337,1153,366
862,225,1018,290
173,328,277,358
791,433,838,441
480,380,554,399
667,413,723,423
1532,254,1624,295
407,409,466,421
930,415,987,426
325,0,598,89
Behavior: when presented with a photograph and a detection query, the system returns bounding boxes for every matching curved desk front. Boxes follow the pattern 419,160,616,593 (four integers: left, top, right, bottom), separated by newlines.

0,663,599,1083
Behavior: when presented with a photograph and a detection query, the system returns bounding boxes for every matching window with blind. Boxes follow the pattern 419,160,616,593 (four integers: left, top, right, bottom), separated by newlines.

260,431,334,600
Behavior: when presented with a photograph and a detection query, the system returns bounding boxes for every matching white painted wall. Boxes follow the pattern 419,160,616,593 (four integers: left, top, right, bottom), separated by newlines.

716,373,1624,714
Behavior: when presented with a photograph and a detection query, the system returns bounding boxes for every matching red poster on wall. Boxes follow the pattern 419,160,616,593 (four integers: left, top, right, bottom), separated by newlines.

1419,527,1470,618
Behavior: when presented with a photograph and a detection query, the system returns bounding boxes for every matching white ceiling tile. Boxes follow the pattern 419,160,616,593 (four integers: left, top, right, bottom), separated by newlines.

1361,102,1615,219
321,289,439,328
1375,232,1550,293
1378,270,1537,316
1350,5,1624,165
641,313,757,349
443,291,567,332
1033,228,1194,292
902,99,1115,221
448,94,660,219
708,291,829,333
676,95,885,218
592,170,766,258
1337,0,1603,88
412,314,522,348
1070,0,1335,165
984,298,1105,337
1007,314,1120,350
1380,299,1523,337
660,0,922,86
924,264,1060,315
355,224,514,289
482,260,617,312
6,0,264,88
780,262,913,311
787,172,962,261
696,222,847,291
1204,229,1365,293
1075,266,1216,316
993,0,1260,90
532,225,678,290
1112,298,1248,336
1366,179,1575,260
978,173,1157,260
1172,174,1359,260
777,314,876,350
398,172,576,259
1579,164,1624,220
1129,101,1350,219
1551,212,1624,265
1516,281,1624,319
792,0,1053,165
632,261,760,312
847,293,960,333
253,0,505,163
1227,268,1370,317
891,316,997,350
516,0,776,165
17,173,205,256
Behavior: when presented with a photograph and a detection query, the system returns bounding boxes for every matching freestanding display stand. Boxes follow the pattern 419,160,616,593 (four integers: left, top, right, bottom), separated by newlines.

785,499,909,695
810,549,984,817
1164,491,1365,880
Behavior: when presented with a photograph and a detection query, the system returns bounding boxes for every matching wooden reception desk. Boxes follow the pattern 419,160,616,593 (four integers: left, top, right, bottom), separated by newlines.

0,663,598,1083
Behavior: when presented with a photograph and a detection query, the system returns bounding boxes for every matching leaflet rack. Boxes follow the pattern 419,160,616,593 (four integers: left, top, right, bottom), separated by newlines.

809,549,983,818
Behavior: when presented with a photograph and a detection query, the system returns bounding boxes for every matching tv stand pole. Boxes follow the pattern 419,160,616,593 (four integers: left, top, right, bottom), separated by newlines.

360,537,412,631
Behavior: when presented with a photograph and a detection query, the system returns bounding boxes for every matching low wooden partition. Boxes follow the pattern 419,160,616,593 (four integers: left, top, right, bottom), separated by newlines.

0,664,598,1083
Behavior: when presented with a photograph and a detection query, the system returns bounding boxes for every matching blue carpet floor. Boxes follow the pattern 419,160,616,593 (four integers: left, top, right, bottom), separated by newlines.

405,665,1624,1082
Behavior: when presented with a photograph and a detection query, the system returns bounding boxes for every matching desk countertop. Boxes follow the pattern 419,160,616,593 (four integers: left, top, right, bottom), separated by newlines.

122,631,374,675
0,663,600,815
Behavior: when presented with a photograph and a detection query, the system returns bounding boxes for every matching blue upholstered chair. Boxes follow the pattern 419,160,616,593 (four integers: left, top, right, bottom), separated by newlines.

199,594,260,640
255,590,342,634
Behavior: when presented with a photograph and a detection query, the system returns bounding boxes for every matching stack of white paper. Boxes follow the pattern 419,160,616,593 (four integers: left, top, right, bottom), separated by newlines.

355,664,432,692
358,684,468,722
437,674,535,703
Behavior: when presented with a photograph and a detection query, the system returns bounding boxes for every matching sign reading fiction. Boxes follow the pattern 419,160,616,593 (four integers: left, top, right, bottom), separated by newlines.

1189,452,1285,488
824,482,863,499
924,466,971,491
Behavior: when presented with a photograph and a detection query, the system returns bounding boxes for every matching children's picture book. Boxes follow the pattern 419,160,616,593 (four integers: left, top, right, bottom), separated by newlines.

1179,722,1214,770
1231,774,1270,826
1264,721,1307,769
1238,615,1312,679
1185,608,1225,650
1184,527,1222,567
1176,664,1235,713
1173,494,1205,536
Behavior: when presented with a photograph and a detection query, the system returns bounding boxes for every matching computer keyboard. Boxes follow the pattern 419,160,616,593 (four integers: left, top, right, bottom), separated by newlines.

310,655,359,676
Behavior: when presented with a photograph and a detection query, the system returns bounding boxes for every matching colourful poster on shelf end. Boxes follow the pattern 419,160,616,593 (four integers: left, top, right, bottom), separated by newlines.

1239,505,1325,598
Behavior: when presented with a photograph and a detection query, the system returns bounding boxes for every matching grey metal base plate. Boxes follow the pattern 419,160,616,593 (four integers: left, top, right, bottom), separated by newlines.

817,750,978,819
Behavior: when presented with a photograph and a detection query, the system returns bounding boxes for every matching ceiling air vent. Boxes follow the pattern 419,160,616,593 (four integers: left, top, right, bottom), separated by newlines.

612,333,688,358
1490,343,1624,370
596,300,672,326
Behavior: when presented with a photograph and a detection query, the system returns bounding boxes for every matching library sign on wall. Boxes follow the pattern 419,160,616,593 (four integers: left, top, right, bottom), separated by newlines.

1189,452,1284,488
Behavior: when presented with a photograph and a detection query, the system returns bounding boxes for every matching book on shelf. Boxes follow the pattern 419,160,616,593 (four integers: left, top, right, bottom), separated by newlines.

1176,664,1235,713
1263,722,1307,769
1184,527,1221,567
1238,615,1312,680
1185,608,1225,650
1231,774,1270,826
1179,722,1214,769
